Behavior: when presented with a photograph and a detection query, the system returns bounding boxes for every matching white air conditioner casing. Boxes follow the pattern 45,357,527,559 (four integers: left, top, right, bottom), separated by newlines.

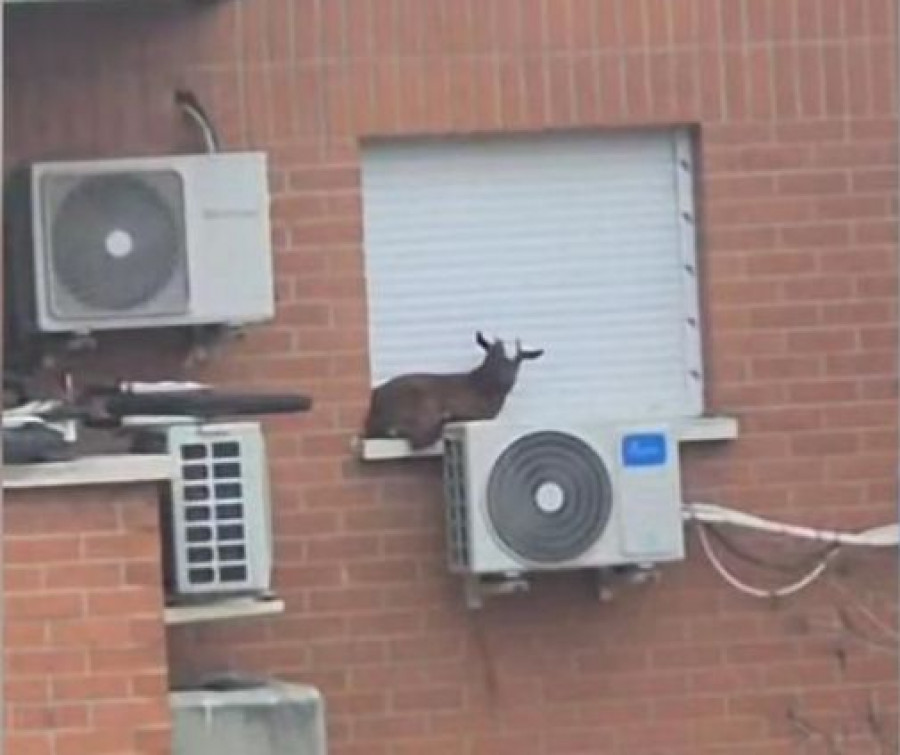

134,421,274,600
443,420,685,575
29,152,274,332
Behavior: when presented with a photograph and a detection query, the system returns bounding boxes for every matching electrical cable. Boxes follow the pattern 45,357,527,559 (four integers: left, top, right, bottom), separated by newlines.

703,523,838,574
684,502,899,547
695,523,841,600
174,89,220,153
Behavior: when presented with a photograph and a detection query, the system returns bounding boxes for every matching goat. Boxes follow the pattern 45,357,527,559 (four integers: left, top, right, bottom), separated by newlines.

363,332,544,449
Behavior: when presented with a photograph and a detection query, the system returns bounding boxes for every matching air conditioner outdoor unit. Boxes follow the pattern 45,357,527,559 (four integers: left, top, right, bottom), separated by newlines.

442,420,685,575
134,421,274,601
26,151,274,333
171,680,327,755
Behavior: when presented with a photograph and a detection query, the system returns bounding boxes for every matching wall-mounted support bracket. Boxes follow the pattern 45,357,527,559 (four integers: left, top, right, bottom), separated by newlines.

463,573,531,610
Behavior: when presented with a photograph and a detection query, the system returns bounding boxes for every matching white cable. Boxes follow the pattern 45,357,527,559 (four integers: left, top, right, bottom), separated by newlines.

120,381,209,394
684,502,899,548
3,401,66,429
695,524,839,599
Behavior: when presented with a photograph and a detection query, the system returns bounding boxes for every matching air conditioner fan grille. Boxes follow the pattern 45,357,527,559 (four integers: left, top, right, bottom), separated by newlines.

50,173,184,311
487,431,612,564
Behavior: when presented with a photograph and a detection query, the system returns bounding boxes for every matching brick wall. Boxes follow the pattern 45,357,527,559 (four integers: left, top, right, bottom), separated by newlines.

5,1,899,753
4,486,171,755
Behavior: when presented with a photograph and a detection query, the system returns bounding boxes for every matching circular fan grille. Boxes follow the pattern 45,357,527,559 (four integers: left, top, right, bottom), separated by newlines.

51,174,182,311
486,431,613,564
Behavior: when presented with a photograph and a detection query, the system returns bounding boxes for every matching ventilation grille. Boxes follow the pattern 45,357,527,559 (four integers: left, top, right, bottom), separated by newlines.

486,431,614,564
175,438,251,589
442,436,470,569
40,169,190,320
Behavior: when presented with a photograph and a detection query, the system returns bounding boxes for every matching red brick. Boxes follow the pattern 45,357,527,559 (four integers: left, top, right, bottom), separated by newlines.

816,195,893,221
785,329,857,353
131,671,169,698
852,166,898,192
8,649,88,678
547,58,577,125
54,727,135,755
623,52,652,119
354,714,430,740
521,58,551,127
652,644,723,670
783,275,854,301
88,645,164,675
49,619,136,650
857,265,898,295
4,566,44,594
11,703,90,732
860,325,898,350
3,733,54,755
81,532,159,561
392,685,464,712
706,226,778,254
825,453,897,481
790,430,860,456
309,587,386,613
5,536,82,565
750,458,825,484
820,247,894,274
6,678,51,704
42,563,123,591
597,53,626,118
787,379,860,403
307,535,381,561
722,49,749,122
860,376,898,400
617,0,646,46
750,355,822,380
777,170,849,196
91,698,170,730
345,559,419,585
132,726,172,755
274,563,345,589
826,351,895,376
6,593,85,622
714,197,817,226
869,41,896,116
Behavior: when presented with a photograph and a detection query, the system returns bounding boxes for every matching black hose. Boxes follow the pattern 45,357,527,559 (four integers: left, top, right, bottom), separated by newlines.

103,391,312,419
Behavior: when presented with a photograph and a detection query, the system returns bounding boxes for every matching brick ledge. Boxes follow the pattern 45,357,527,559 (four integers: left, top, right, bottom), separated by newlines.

357,415,739,461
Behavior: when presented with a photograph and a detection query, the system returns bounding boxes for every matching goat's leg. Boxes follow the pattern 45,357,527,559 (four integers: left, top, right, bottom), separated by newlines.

405,421,444,450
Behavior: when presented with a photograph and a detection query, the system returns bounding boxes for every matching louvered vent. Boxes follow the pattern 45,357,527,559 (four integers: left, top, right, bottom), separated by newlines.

485,431,613,564
442,435,470,569
146,422,273,600
178,439,251,588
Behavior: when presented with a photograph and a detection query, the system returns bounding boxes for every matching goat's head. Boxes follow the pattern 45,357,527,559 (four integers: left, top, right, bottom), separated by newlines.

474,331,544,392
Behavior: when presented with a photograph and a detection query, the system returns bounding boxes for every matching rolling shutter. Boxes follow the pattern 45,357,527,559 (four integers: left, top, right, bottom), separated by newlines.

361,129,703,423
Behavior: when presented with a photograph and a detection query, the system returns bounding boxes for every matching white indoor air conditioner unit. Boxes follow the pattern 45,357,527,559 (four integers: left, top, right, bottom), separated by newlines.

443,420,686,575
27,152,274,333
134,421,274,601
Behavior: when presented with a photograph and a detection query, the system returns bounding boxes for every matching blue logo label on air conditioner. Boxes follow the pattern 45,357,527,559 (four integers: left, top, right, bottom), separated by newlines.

622,433,667,467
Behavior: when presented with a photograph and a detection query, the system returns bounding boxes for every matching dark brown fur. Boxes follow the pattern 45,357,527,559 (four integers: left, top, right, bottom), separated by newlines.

363,332,544,449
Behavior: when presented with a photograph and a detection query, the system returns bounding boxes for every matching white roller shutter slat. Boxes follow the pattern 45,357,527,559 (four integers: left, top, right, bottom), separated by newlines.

361,130,704,423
